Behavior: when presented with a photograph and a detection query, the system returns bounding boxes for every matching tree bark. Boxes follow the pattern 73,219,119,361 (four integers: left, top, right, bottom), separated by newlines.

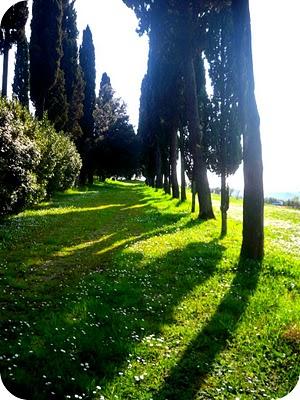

1,43,9,97
232,0,264,260
191,179,196,213
170,126,179,198
220,172,229,237
184,56,214,219
180,150,187,201
163,173,170,195
179,127,187,201
155,145,163,188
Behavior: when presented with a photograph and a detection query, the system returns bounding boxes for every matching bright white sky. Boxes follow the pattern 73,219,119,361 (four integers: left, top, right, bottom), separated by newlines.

1,0,299,193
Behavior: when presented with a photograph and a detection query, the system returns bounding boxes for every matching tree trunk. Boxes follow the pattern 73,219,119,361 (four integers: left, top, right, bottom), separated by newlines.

148,175,155,187
155,145,163,188
1,43,9,97
170,126,179,198
220,172,229,237
191,179,196,213
79,164,88,186
184,57,214,219
180,150,187,201
232,0,264,260
163,174,169,194
179,127,187,201
88,171,93,185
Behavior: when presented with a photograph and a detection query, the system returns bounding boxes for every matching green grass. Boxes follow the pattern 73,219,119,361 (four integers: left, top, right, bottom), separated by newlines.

0,180,299,400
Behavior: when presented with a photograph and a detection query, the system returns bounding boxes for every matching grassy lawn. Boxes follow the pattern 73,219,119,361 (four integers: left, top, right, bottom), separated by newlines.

0,180,299,400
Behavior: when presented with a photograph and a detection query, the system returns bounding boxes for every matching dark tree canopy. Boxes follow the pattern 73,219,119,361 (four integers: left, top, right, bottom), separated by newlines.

61,0,84,139
94,72,127,135
12,34,29,107
30,0,67,123
124,0,264,257
205,7,242,178
78,25,96,184
92,73,140,180
79,25,96,138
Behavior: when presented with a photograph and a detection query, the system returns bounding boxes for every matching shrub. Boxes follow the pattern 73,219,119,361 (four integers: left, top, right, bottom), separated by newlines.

0,98,82,218
34,118,82,196
0,100,41,217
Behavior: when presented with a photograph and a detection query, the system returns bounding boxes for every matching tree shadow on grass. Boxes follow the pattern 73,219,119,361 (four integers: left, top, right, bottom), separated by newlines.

152,258,262,400
1,199,189,316
3,239,225,400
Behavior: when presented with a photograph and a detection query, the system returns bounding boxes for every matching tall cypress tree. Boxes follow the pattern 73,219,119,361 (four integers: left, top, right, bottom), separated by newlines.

205,7,242,236
61,0,84,138
30,0,68,129
79,25,96,184
12,33,29,107
232,0,264,260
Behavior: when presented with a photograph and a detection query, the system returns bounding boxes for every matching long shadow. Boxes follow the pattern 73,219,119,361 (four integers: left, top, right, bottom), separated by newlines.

2,181,228,399
1,184,189,315
153,258,262,400
4,239,225,399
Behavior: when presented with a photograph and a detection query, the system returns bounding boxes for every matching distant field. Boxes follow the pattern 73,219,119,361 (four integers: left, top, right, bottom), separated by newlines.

0,181,299,399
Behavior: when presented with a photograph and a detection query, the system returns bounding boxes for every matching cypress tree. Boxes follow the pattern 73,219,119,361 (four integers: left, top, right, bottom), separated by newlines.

30,0,68,128
79,25,96,184
205,7,242,236
92,75,139,180
94,72,127,135
12,33,29,107
137,74,158,188
232,0,264,260
45,67,68,131
123,0,214,216
61,0,84,138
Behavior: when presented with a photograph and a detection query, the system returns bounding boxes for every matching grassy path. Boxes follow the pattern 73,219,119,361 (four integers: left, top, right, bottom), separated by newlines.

0,181,299,399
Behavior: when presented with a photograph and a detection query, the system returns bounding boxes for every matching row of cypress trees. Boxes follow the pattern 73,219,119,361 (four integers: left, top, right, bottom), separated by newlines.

3,0,138,184
1,0,138,185
29,0,95,183
123,0,264,260
2,0,264,259
0,0,95,183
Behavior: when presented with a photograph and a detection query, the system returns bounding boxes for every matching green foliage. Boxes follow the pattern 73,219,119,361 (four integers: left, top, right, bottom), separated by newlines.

79,25,96,137
0,100,41,217
44,67,68,132
204,7,242,177
0,98,81,218
94,73,127,135
92,73,140,179
78,25,96,183
30,0,66,120
61,0,84,139
12,34,29,108
93,116,141,180
34,117,82,195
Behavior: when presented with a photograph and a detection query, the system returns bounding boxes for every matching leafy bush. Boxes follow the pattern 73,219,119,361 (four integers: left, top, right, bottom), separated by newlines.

0,101,41,217
0,98,82,218
34,118,82,195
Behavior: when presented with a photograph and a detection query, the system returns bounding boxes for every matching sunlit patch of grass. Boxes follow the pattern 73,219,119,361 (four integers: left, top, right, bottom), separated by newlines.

0,181,299,399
